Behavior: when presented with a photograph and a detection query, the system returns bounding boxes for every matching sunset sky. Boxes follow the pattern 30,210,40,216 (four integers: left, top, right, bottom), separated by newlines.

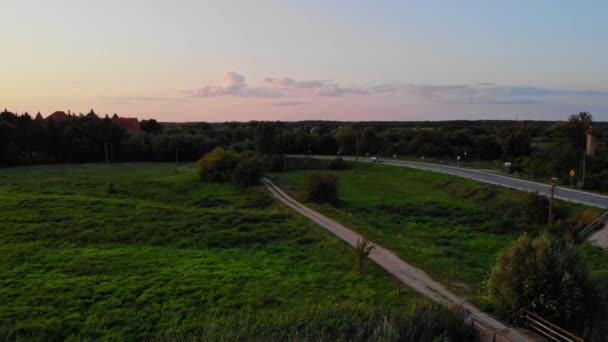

2,0,608,122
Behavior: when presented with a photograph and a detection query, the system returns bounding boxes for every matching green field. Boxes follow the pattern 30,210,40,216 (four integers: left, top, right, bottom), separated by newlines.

271,161,608,303
0,164,474,341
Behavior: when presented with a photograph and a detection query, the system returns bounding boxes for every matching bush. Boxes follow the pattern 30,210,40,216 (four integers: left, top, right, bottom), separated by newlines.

487,232,589,329
232,152,266,189
197,147,267,190
523,192,549,225
307,173,339,205
196,147,239,182
328,156,348,170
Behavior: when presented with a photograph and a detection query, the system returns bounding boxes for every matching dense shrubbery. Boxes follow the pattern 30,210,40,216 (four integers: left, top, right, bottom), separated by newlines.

487,232,607,339
197,147,239,182
307,173,340,205
197,147,266,189
328,156,349,170
183,304,476,342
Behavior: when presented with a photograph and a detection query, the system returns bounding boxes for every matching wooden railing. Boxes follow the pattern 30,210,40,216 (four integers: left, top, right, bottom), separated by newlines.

524,310,583,342
578,211,608,241
469,315,513,342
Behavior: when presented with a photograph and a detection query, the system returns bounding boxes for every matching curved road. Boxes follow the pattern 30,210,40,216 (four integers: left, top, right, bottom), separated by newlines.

289,155,608,209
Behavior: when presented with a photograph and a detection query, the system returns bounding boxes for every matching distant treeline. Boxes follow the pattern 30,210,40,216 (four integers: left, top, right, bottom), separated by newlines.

2,109,607,190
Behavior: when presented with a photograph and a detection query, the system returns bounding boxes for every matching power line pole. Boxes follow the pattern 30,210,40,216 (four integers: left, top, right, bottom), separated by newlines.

548,177,557,224
355,128,360,172
582,150,586,187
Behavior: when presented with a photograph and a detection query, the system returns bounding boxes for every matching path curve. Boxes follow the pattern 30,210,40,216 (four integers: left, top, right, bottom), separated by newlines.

262,178,533,342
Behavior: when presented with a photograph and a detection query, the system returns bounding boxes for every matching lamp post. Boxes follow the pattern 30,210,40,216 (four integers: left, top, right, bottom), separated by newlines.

548,177,558,224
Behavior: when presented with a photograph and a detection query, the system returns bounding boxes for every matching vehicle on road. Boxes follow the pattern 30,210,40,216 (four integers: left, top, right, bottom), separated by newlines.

371,156,384,163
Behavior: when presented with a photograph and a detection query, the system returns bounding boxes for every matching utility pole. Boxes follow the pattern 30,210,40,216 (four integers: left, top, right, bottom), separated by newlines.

355,128,360,172
283,150,286,172
548,177,557,224
104,143,109,164
582,150,586,188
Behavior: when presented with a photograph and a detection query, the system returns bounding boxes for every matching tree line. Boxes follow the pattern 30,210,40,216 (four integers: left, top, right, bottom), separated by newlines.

2,109,606,190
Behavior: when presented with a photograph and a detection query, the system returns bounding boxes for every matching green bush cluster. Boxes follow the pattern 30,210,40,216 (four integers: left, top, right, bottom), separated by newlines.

488,232,607,339
307,173,340,205
328,156,349,170
197,147,265,189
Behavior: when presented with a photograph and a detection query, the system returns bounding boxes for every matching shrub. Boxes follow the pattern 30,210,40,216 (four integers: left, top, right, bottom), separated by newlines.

307,173,339,205
487,232,589,328
106,182,117,194
232,152,266,189
354,238,375,274
523,192,549,225
196,147,239,182
328,156,348,170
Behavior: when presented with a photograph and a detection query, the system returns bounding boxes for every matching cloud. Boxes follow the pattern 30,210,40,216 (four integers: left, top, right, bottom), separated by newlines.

264,77,326,89
264,76,368,96
186,72,608,107
189,72,370,99
274,101,305,107
99,96,186,105
190,72,283,98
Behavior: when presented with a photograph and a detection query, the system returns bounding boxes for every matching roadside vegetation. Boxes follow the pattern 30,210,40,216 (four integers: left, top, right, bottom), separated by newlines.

0,163,474,341
272,159,608,339
488,232,607,338
271,162,608,291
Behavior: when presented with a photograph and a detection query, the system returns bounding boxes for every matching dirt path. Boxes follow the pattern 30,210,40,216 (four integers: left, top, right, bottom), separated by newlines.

262,177,535,342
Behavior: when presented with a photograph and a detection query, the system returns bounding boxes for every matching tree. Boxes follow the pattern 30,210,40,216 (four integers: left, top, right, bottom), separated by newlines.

231,152,266,189
335,126,356,154
523,192,549,225
254,121,278,154
307,173,339,205
197,147,239,182
354,238,375,274
328,157,348,170
140,119,163,135
488,232,589,328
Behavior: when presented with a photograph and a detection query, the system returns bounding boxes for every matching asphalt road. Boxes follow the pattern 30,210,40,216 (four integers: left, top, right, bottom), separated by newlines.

262,177,533,341
289,155,608,209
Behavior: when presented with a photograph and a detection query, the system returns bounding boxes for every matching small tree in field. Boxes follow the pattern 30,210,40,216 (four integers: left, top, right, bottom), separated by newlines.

487,232,589,327
197,147,239,182
307,173,339,205
355,238,375,274
328,157,348,170
231,152,265,189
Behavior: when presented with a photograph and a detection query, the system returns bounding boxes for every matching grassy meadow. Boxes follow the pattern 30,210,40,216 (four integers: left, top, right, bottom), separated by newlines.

271,161,608,303
0,163,474,341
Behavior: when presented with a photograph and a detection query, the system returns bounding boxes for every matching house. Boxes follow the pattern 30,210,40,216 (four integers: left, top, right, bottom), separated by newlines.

112,114,141,135
45,111,68,121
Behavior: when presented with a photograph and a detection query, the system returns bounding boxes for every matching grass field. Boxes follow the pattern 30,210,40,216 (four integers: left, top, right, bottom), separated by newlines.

271,161,608,304
0,163,473,341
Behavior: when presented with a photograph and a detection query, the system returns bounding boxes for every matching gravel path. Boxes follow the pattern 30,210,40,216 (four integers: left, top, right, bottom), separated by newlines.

262,178,535,341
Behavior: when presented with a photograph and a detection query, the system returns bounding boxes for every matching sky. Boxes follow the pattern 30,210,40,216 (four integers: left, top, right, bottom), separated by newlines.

2,0,608,122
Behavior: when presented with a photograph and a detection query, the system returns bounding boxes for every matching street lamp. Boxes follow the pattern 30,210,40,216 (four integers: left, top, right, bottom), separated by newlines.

548,177,558,224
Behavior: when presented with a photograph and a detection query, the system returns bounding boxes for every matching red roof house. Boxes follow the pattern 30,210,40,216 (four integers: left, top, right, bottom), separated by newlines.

46,111,68,121
112,114,141,135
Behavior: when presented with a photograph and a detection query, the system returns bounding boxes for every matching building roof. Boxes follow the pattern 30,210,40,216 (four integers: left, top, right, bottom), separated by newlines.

46,111,68,121
112,115,141,134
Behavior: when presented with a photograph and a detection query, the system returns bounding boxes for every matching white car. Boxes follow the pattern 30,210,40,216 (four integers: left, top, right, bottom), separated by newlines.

370,156,384,163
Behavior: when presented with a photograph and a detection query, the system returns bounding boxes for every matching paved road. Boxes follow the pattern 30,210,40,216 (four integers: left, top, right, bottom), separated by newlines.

262,177,533,342
289,154,608,209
